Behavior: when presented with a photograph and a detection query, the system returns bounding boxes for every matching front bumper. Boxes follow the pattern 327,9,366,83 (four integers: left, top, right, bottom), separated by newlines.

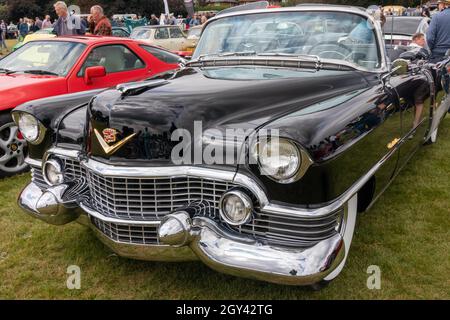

18,178,355,285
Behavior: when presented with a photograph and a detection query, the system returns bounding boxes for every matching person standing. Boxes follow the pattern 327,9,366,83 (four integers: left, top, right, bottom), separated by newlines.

0,20,7,52
42,15,52,29
89,5,112,36
18,18,29,40
149,14,159,25
189,14,199,27
53,1,85,36
426,1,450,61
35,17,43,29
29,19,40,33
438,0,448,12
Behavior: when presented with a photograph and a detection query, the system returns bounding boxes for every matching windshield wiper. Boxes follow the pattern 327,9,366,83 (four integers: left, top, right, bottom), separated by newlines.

257,52,320,60
22,70,59,76
0,68,17,74
186,51,257,66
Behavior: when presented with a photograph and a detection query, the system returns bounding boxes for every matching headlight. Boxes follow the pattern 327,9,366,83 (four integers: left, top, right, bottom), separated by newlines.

14,112,46,144
256,138,312,184
219,189,253,226
43,159,64,186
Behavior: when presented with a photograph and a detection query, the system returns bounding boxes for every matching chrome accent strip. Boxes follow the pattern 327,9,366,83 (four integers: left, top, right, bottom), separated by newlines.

117,79,168,96
80,202,162,226
25,157,42,168
45,147,81,160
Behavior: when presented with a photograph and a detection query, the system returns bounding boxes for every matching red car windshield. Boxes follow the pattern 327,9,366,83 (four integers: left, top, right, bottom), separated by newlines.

0,41,86,77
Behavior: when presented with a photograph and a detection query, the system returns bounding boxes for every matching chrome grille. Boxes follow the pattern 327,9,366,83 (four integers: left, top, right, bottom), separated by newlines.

87,169,237,220
31,167,47,188
91,216,159,245
232,209,342,247
64,158,86,180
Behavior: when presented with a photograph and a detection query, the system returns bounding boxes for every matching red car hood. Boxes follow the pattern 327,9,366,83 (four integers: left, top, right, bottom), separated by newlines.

0,73,67,111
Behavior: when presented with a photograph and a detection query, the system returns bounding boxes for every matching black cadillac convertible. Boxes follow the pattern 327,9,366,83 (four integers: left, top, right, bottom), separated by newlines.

12,5,450,288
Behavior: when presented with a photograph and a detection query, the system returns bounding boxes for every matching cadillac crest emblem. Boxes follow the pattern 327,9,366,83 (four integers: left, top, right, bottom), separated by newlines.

102,128,118,143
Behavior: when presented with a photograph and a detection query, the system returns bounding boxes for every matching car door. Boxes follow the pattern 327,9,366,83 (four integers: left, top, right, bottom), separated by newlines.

67,43,150,92
169,27,187,51
153,27,172,50
388,70,432,169
363,77,402,200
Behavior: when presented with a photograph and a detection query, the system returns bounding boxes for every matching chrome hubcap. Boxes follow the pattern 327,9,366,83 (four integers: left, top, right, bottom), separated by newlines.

0,122,27,173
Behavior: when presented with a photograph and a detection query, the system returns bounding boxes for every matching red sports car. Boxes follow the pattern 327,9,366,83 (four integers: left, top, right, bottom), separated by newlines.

0,36,183,176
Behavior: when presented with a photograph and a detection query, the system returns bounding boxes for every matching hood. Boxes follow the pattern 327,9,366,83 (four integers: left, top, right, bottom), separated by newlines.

88,66,370,165
0,74,66,110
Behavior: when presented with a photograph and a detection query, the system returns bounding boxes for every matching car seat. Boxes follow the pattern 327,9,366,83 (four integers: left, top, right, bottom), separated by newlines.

101,46,126,72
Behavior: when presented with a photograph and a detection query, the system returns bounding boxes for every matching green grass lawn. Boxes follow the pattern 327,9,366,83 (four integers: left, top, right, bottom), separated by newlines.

0,119,449,299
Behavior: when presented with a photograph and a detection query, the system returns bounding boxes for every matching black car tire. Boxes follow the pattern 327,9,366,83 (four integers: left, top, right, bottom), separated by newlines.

0,111,29,178
309,279,330,291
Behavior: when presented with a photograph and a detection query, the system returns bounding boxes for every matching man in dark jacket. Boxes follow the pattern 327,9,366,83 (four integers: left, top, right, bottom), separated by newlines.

426,2,450,60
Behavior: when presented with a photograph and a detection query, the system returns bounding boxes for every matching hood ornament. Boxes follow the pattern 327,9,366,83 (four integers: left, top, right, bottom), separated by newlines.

94,128,137,155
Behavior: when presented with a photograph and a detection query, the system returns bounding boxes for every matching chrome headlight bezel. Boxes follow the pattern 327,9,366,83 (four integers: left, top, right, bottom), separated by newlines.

255,137,313,184
12,111,47,145
43,158,64,186
219,189,253,226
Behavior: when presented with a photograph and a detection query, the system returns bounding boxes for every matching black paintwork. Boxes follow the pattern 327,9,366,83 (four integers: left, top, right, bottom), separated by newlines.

13,89,104,159
16,58,450,207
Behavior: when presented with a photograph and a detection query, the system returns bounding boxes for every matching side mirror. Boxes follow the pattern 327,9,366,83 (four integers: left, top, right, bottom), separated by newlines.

391,58,409,76
399,51,417,61
84,66,106,84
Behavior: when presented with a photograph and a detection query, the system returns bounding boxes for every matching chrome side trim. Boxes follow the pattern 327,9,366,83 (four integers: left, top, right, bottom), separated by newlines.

45,147,81,160
25,157,42,168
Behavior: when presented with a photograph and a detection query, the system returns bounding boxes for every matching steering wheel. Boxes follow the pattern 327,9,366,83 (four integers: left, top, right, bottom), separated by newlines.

308,41,353,60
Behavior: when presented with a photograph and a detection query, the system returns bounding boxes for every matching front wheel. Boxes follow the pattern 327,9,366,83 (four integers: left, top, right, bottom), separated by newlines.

0,112,28,178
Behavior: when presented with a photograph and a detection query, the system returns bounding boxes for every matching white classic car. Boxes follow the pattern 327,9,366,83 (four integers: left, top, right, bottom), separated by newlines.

130,25,195,51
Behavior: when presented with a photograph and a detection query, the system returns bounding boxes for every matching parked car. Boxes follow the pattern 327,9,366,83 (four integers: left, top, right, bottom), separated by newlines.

12,28,55,51
175,25,203,58
130,25,195,51
13,5,450,288
112,26,130,37
383,16,430,46
0,36,184,176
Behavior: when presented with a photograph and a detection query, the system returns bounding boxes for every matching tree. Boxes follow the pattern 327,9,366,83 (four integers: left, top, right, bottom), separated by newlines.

8,0,41,20
0,4,8,21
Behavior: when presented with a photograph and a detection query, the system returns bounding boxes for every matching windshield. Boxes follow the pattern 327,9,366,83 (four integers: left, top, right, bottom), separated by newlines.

0,41,85,76
131,28,152,40
382,17,421,35
193,11,381,70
